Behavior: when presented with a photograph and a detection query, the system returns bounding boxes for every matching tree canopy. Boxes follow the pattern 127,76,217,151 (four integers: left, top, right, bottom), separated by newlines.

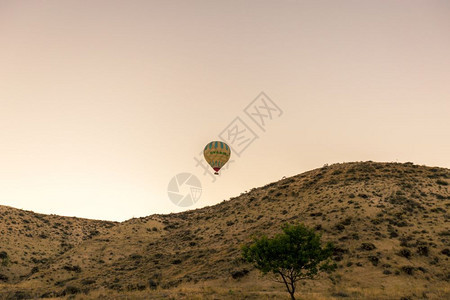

242,223,336,300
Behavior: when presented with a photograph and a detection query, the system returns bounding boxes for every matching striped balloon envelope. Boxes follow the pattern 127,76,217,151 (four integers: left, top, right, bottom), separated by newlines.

203,141,231,175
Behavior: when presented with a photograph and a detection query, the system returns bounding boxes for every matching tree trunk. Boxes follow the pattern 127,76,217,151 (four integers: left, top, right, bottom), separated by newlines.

288,290,296,300
290,279,296,300
279,272,296,300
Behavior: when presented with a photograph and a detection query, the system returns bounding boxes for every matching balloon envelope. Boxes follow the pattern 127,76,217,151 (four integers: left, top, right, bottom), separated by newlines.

203,141,231,174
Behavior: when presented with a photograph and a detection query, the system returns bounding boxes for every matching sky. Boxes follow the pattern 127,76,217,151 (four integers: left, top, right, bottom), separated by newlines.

0,0,449,221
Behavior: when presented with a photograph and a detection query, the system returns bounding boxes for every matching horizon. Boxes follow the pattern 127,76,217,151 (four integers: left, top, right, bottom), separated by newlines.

1,0,449,221
1,160,447,222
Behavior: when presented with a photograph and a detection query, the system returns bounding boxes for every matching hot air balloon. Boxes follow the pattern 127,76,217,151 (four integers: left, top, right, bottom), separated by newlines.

203,141,231,175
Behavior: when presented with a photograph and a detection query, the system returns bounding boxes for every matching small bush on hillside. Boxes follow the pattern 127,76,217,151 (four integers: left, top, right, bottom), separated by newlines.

398,249,412,259
360,243,376,251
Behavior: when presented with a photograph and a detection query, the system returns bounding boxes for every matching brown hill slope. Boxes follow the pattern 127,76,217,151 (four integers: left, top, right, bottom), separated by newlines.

0,162,449,299
0,206,117,284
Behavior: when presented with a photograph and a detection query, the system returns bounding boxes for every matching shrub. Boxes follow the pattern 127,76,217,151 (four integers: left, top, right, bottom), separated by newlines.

81,279,96,285
130,254,143,260
12,291,31,300
341,217,352,225
332,291,350,297
149,279,158,290
389,231,399,238
63,286,81,295
0,251,9,266
368,256,379,266
0,251,7,259
335,224,345,231
360,243,376,251
417,267,427,273
332,246,349,262
127,283,146,291
63,265,82,273
231,269,249,279
401,266,414,275
398,249,412,259
417,246,429,256
226,220,234,226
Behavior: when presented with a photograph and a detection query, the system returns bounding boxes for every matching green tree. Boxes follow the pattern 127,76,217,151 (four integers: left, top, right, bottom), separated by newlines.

242,223,335,300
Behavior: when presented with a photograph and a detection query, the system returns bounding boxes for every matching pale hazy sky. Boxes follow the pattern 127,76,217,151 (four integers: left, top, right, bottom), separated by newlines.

0,0,449,221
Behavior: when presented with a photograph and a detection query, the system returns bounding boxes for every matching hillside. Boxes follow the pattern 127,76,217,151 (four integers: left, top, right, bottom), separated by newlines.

0,162,449,299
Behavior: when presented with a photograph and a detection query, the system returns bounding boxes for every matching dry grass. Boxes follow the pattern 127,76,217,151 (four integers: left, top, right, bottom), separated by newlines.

1,161,449,299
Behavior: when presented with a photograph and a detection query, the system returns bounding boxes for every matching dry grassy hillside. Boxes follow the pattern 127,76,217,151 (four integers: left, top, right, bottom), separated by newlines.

0,162,449,299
